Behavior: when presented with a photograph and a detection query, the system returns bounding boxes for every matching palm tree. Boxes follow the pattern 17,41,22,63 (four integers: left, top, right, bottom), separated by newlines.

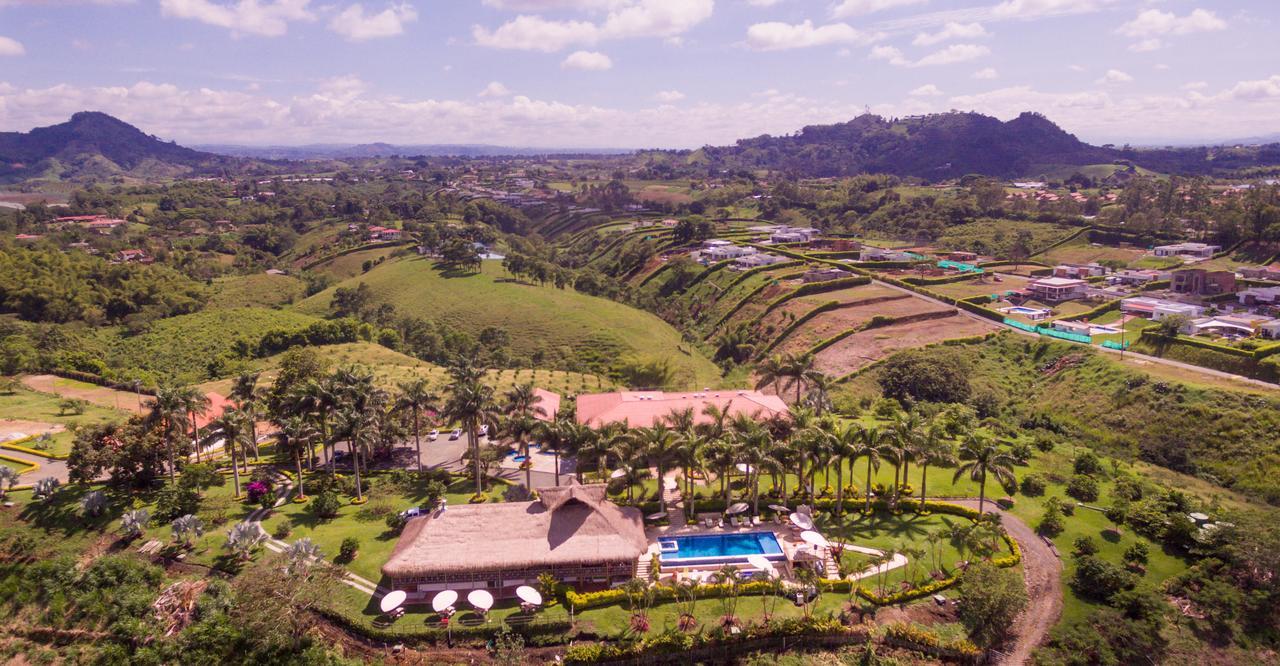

635,424,681,513
230,372,262,460
179,387,211,464
504,383,546,490
0,466,19,500
916,426,955,511
442,363,500,496
290,377,340,469
778,352,821,405
852,426,887,511
754,355,788,397
285,538,323,575
677,431,708,520
825,422,860,520
275,415,318,500
556,419,597,486
395,378,438,475
205,407,251,498
803,371,836,416
952,435,1017,514
146,385,193,483
733,423,770,515
225,521,268,561
120,509,150,539
333,366,381,503
705,438,737,506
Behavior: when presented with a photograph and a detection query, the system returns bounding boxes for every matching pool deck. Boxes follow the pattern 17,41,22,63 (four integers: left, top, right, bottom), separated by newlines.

641,515,834,581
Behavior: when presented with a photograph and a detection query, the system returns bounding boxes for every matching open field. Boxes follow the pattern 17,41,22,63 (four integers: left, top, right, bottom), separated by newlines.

206,273,308,309
927,274,1031,300
773,294,950,356
0,384,127,456
1035,237,1161,268
307,245,406,280
813,314,997,376
934,219,1076,256
296,257,721,387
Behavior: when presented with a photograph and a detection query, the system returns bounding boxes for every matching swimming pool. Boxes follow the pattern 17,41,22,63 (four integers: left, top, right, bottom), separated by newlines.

658,532,786,566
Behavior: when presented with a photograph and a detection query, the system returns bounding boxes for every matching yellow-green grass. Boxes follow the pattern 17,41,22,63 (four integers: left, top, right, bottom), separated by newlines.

295,257,721,388
308,245,405,281
1,457,34,475
928,274,1030,300
934,219,1076,256
0,384,126,455
817,511,1001,589
90,307,323,385
206,273,308,310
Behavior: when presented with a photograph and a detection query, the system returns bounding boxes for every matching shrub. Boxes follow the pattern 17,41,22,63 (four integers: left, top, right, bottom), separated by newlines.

1038,502,1065,538
153,484,200,522
272,519,292,540
1105,501,1129,525
311,491,341,519
996,497,1015,510
1020,474,1046,497
1074,451,1103,476
1073,536,1099,557
385,512,407,533
1066,474,1100,502
1070,555,1133,602
957,562,1028,648
1123,541,1149,565
1060,502,1075,516
338,537,359,563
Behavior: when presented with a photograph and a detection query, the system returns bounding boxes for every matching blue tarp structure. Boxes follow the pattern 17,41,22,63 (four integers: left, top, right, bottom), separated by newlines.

1003,318,1093,344
1101,340,1131,350
938,260,985,274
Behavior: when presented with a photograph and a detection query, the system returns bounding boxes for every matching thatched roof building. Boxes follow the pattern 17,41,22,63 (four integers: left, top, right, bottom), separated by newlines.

382,483,647,600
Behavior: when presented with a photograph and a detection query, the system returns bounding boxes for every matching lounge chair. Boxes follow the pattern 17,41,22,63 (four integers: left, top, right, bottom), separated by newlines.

752,515,762,526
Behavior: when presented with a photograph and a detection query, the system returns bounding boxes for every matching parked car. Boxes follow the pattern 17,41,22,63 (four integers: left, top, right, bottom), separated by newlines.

449,429,461,440
427,429,439,441
478,424,489,437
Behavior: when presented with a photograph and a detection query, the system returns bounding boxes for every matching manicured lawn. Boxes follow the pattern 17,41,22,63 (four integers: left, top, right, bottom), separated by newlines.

0,385,126,456
815,510,1004,585
295,257,722,388
1,457,34,474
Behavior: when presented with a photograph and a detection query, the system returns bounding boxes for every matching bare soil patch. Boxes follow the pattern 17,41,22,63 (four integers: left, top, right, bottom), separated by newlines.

0,420,64,440
814,316,998,376
22,375,145,415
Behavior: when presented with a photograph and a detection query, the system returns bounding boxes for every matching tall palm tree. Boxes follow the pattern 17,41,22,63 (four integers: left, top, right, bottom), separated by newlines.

442,364,500,496
291,377,340,469
952,435,1017,514
504,382,546,489
333,366,380,503
394,378,438,475
179,387,210,465
888,412,921,506
230,372,262,460
852,426,887,512
803,371,836,416
778,352,821,405
754,355,788,397
677,431,709,519
205,407,251,498
732,422,770,515
554,419,596,486
705,438,737,506
825,422,860,520
274,415,317,500
146,385,192,483
635,424,681,513
916,426,955,511
785,407,818,497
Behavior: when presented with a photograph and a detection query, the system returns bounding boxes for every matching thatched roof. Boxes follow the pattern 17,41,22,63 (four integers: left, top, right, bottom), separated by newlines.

382,483,647,577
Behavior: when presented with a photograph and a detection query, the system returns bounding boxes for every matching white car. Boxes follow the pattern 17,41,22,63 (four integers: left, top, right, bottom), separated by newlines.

478,424,489,437
449,429,461,440
427,429,439,441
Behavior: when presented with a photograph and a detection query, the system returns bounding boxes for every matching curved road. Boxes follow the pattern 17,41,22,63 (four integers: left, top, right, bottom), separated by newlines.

951,499,1062,666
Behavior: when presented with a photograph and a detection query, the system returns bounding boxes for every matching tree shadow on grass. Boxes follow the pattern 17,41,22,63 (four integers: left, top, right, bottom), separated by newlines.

18,485,127,536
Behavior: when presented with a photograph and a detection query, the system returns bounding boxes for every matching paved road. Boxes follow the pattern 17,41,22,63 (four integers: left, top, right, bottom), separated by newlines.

2,449,70,483
873,278,1278,392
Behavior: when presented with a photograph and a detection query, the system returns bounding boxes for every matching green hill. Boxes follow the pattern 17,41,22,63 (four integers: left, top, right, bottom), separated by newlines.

92,307,322,385
206,273,307,310
295,257,721,387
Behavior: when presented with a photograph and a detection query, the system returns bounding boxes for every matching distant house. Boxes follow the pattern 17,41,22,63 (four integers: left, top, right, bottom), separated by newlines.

1261,320,1280,339
1121,297,1204,320
859,247,917,262
1109,269,1168,286
1051,320,1093,335
1239,265,1280,282
734,253,787,269
1053,263,1107,279
368,226,403,242
265,268,287,276
1026,277,1088,302
944,251,978,262
702,243,756,262
14,233,42,242
1238,286,1280,306
769,227,819,244
802,267,848,283
1152,242,1220,259
1183,314,1273,338
115,249,149,263
1171,268,1236,296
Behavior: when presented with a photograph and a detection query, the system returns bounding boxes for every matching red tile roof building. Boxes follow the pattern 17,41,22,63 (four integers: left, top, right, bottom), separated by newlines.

574,390,788,428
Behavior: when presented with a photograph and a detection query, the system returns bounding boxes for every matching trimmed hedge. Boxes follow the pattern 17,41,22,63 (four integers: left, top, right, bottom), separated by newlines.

903,273,983,287
0,435,68,461
722,259,804,291
300,240,409,271
563,616,856,664
758,276,871,317
677,259,734,294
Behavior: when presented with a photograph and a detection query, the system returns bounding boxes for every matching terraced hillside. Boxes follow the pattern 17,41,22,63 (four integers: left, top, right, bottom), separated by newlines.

295,256,721,386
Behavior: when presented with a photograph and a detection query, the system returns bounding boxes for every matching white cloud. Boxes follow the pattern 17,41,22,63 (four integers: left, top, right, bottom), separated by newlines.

480,0,620,9
0,37,25,56
1128,38,1162,52
1117,8,1225,38
745,20,877,51
972,67,997,79
992,0,1104,20
869,45,908,66
328,3,417,41
478,81,512,97
1215,75,1280,102
909,84,943,96
745,0,783,6
1182,81,1208,91
1068,64,1085,72
472,0,713,52
915,43,989,66
654,89,685,102
159,0,314,37
1096,69,1133,85
830,0,925,19
912,21,986,47
561,50,613,70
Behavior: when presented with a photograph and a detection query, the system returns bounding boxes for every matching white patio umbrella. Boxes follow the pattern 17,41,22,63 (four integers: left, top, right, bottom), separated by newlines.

789,512,815,530
515,585,543,606
646,511,668,520
746,554,774,571
767,504,791,513
735,463,754,474
468,589,494,612
431,590,458,613
800,530,830,549
609,468,627,479
726,502,750,515
380,590,407,614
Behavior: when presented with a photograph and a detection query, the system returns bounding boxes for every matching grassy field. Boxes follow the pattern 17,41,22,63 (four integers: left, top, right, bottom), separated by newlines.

934,219,1076,256
205,273,308,310
0,384,128,456
307,245,405,280
90,307,323,385
295,257,721,387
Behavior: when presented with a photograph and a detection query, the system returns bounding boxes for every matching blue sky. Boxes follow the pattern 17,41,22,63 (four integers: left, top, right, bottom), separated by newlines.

0,0,1277,148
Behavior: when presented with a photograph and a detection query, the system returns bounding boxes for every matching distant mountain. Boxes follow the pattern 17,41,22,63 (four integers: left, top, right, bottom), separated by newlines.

695,111,1280,180
0,111,239,183
196,142,633,160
